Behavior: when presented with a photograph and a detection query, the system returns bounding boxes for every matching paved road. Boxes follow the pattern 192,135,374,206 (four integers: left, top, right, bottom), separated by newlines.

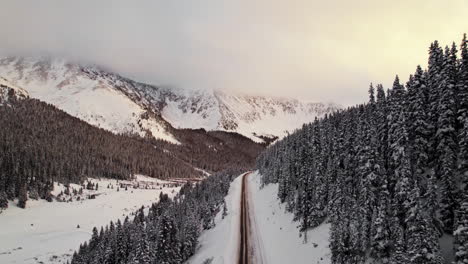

238,172,251,264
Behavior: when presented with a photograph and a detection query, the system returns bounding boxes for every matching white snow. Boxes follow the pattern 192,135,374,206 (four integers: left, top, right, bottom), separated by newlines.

0,57,339,144
0,77,28,96
162,90,339,143
0,176,181,264
0,57,178,144
0,77,28,103
162,89,222,131
185,174,243,264
247,171,331,264
185,171,331,264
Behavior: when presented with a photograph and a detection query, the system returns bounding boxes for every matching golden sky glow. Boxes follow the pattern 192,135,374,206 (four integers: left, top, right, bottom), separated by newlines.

0,0,467,104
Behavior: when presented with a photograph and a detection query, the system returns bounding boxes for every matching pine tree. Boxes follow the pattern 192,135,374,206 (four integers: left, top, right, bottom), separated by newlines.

156,213,181,264
370,178,391,261
405,186,442,264
437,44,461,233
427,41,445,161
390,225,409,264
0,191,8,209
131,226,151,264
458,34,468,185
454,196,468,264
406,65,430,177
369,83,376,104
222,198,228,219
17,185,27,208
89,227,99,250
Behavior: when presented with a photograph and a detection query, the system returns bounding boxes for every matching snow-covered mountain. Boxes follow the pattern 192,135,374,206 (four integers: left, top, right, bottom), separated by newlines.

0,57,339,142
0,77,28,104
0,57,178,143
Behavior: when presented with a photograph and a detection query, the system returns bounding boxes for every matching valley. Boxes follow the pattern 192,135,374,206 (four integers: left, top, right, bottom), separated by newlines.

0,3,467,263
0,176,181,264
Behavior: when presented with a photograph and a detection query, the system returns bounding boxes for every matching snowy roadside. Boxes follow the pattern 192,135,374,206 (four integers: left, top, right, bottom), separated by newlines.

0,175,180,264
247,171,332,264
185,173,244,264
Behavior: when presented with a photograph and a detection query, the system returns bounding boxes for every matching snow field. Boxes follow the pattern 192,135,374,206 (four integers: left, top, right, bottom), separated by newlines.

0,175,181,264
247,171,332,264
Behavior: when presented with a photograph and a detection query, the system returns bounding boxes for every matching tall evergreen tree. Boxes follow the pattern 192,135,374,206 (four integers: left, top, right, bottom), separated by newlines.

437,45,461,232
454,196,468,264
458,34,468,185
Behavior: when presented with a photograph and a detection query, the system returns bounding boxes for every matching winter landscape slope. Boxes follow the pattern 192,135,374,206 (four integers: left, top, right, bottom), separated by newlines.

0,57,339,142
186,171,331,264
0,57,178,143
0,176,181,264
0,77,28,104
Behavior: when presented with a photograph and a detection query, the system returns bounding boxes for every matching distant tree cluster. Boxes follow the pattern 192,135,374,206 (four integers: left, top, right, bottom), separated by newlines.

70,169,239,264
257,35,468,263
0,98,200,208
166,129,266,172
0,93,264,209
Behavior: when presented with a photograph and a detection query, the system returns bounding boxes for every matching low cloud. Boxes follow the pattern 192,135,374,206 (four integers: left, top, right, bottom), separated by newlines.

0,0,466,105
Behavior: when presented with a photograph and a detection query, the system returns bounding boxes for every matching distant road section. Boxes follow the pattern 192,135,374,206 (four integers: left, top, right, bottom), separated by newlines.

238,172,250,264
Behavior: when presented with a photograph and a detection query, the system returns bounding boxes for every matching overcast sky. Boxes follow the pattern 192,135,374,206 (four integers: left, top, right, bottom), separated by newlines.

0,0,467,105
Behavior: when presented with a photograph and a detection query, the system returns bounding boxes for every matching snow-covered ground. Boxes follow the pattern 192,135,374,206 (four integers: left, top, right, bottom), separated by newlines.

0,175,180,264
185,174,243,264
185,171,331,264
248,171,331,264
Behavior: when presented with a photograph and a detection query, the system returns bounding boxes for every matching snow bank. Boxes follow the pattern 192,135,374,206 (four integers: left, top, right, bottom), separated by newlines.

248,171,332,264
0,177,180,264
185,174,244,264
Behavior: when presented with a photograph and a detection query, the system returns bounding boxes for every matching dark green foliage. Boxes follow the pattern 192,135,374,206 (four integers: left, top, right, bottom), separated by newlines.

256,35,468,264
71,169,239,264
0,96,264,208
454,196,468,264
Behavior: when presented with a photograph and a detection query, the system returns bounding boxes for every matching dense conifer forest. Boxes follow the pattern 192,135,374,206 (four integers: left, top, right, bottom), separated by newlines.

0,96,263,209
257,35,468,263
70,169,238,264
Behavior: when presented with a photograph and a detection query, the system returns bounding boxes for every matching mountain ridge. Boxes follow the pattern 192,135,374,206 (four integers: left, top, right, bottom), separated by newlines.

0,56,340,142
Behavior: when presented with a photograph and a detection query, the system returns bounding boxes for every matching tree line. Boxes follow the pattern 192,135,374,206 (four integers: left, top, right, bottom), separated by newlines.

70,169,239,264
0,95,263,209
257,34,468,263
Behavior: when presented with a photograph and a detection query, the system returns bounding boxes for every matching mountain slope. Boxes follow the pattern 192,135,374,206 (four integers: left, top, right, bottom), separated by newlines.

0,57,339,142
0,77,28,104
162,90,339,142
0,57,178,143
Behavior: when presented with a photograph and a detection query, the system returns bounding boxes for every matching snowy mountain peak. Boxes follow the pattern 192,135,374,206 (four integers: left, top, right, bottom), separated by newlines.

0,77,28,104
0,56,340,142
0,56,179,144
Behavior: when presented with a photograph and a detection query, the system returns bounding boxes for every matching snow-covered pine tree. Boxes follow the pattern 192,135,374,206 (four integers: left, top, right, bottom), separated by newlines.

370,177,391,262
131,225,151,264
458,34,468,186
405,186,442,264
427,41,445,162
454,195,468,264
406,65,431,177
437,44,461,233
